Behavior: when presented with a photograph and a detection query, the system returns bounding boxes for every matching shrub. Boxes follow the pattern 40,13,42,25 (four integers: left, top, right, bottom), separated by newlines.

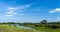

46,24,60,29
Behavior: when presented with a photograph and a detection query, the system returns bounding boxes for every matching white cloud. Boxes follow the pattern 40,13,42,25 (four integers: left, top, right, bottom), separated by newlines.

25,4,32,8
5,11,16,16
7,4,32,11
49,8,60,13
5,9,24,17
6,7,18,16
5,14,13,16
18,4,32,10
5,10,24,16
5,4,32,16
8,7,18,11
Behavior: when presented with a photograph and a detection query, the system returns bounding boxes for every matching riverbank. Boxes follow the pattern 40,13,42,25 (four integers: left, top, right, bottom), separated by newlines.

0,24,41,32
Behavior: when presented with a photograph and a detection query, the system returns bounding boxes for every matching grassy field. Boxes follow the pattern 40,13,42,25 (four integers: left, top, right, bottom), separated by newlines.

19,23,60,32
0,24,60,32
0,24,41,32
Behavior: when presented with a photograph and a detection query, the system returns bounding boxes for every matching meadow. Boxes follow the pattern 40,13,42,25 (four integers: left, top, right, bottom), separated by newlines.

0,20,60,32
0,24,41,32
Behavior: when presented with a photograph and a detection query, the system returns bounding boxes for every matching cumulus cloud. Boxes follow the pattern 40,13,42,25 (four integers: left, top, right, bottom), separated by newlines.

7,4,32,11
5,11,16,16
18,4,32,10
25,4,32,8
5,7,17,16
49,8,60,13
5,11,24,16
5,4,32,16
8,7,19,11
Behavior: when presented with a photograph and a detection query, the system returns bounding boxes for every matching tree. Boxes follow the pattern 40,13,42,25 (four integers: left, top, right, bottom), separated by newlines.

40,20,47,24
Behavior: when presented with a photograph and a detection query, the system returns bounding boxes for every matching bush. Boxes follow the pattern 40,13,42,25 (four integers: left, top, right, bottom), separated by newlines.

46,24,60,29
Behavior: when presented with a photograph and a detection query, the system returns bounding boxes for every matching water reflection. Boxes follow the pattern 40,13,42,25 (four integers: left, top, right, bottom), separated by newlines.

12,24,34,30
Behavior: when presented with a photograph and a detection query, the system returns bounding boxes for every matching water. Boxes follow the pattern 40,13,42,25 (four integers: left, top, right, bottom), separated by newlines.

13,24,34,30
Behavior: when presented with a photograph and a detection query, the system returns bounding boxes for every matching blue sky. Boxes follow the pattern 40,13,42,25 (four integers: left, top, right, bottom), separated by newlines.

0,0,60,23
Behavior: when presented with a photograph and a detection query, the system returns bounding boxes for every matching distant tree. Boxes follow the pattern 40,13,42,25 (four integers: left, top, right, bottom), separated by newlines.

40,20,47,24
7,22,15,24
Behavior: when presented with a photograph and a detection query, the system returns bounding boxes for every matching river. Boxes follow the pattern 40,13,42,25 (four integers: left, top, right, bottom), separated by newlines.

11,24,34,30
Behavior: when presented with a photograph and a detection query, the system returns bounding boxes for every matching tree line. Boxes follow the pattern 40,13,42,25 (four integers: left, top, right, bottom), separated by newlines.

0,20,60,29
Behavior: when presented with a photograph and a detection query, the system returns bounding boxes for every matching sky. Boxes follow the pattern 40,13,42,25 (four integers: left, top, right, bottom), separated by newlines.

0,0,60,23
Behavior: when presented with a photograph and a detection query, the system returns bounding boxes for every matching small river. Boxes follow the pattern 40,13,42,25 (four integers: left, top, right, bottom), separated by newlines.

11,24,35,30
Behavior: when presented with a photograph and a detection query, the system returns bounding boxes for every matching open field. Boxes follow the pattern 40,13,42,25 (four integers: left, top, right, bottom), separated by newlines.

0,24,41,32
0,23,60,32
0,20,60,32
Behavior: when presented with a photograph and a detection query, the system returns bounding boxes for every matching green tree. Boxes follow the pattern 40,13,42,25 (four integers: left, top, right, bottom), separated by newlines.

40,20,47,24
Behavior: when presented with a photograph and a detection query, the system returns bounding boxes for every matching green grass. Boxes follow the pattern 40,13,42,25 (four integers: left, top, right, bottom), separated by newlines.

0,24,41,32
0,24,60,32
19,24,60,32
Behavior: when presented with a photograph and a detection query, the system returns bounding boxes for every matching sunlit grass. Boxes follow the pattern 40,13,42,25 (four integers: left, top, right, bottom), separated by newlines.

0,24,41,32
